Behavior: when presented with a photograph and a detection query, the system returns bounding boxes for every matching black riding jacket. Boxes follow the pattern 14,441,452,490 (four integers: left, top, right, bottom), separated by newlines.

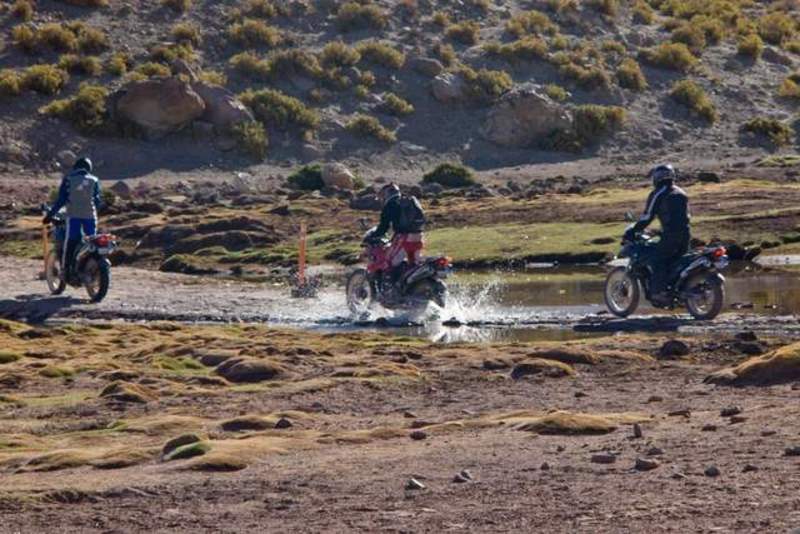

632,181,690,241
373,195,424,238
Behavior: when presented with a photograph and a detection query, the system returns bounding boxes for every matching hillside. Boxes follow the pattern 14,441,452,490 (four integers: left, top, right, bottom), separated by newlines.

1,0,799,181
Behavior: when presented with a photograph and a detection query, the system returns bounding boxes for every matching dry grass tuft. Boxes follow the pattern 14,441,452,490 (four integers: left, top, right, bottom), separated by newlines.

706,342,800,385
498,410,647,435
670,79,717,123
346,114,396,143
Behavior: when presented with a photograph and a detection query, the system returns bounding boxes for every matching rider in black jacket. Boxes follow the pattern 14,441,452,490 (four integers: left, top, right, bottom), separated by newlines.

625,164,691,301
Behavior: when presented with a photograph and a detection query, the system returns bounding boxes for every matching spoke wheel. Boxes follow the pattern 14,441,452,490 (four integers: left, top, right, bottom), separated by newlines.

685,274,724,320
346,269,372,315
83,257,110,303
45,250,65,295
604,267,640,318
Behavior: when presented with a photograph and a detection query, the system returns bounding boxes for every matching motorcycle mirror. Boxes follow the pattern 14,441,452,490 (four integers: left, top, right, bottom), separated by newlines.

624,211,635,222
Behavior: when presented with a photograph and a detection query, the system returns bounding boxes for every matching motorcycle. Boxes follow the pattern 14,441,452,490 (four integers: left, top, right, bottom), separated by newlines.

42,205,118,303
604,218,728,320
346,225,450,314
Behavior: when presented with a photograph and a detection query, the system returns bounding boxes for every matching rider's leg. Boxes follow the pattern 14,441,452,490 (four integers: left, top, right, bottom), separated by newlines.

62,218,83,281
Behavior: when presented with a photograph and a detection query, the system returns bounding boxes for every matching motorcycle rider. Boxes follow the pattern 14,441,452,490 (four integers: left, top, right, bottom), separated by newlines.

369,183,426,291
43,157,102,282
625,164,690,303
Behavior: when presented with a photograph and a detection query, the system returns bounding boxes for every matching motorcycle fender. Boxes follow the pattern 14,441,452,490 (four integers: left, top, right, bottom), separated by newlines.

403,264,434,286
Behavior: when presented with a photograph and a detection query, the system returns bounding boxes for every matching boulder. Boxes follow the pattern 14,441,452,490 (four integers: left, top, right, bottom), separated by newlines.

322,162,355,190
349,193,382,211
431,72,468,103
216,357,283,383
483,85,573,148
114,77,206,138
109,181,132,199
411,57,444,77
191,82,254,133
172,59,198,82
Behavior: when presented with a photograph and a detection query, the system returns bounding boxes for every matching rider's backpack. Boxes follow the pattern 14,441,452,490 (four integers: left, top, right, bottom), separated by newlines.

396,195,426,233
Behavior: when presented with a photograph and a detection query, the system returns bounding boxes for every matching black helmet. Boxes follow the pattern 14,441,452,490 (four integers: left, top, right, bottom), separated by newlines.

379,182,400,206
648,164,675,187
73,157,92,173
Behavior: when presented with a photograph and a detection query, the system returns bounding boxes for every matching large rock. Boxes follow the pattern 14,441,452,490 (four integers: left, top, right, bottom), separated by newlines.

191,82,254,133
114,77,206,138
483,86,573,147
216,357,283,383
431,72,468,103
411,57,444,77
322,163,355,190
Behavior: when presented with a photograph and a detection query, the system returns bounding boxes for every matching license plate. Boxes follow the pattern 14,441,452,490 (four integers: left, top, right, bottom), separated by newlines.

96,247,111,255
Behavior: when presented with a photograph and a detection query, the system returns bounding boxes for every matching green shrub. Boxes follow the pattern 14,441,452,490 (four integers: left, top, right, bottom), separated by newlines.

11,25,38,52
346,114,396,143
58,54,102,76
458,66,513,104
573,105,625,144
446,21,480,45
778,76,800,100
0,70,23,97
77,27,109,53
336,2,388,31
320,41,361,67
233,121,268,159
601,40,626,55
742,117,793,147
641,42,697,72
135,62,171,77
382,93,414,116
41,83,108,132
670,79,717,123
545,84,568,101
431,11,449,27
738,33,764,59
242,0,277,18
150,43,196,64
229,52,271,80
671,22,707,54
616,58,647,90
632,1,654,24
239,88,320,131
784,40,800,54
228,19,282,48
422,163,477,188
558,62,611,90
484,37,548,62
199,70,227,85
12,0,33,21
507,10,556,37
287,164,324,190
434,43,456,67
172,22,202,46
23,65,69,95
692,15,725,44
593,0,618,17
356,41,405,69
758,12,796,45
162,0,191,13
105,53,131,76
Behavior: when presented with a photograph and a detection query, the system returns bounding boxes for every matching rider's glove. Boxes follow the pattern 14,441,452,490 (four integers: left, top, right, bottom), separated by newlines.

623,228,636,241
42,214,52,225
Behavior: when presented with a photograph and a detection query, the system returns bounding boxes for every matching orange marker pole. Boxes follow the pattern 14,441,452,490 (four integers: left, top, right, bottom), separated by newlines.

42,223,49,271
297,221,307,288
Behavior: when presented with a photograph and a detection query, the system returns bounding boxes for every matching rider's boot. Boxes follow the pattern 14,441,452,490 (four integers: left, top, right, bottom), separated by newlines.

62,239,79,284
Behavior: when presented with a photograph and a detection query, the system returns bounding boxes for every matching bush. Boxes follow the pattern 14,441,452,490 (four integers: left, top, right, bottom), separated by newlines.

434,42,456,67
484,37,548,62
239,89,320,131
602,40,626,55
632,1,654,24
758,12,796,45
0,70,22,97
172,23,202,46
431,11,449,27
336,2,388,31
641,42,697,72
785,40,800,55
12,0,33,21
58,54,102,76
459,66,513,104
778,76,800,100
320,41,361,67
242,0,277,18
616,58,647,90
742,117,793,147
356,41,405,69
346,114,396,143
199,70,227,85
559,62,611,90
266,49,323,78
354,84,370,99
545,84,568,101
23,65,69,95
507,10,556,37
233,121,268,159
422,163,477,188
382,93,414,116
738,34,764,59
162,0,191,13
287,164,324,190
670,79,717,123
229,52,271,80
446,21,480,45
106,53,131,76
593,0,618,17
41,83,108,132
135,62,171,77
150,43,196,64
227,19,282,48
77,27,109,53
573,105,625,144
11,25,38,52
671,22,707,54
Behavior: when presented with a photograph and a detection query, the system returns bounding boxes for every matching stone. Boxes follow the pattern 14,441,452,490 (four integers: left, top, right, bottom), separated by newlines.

405,478,425,491
742,464,759,473
763,46,794,66
635,458,660,471
411,56,444,77
696,171,721,183
215,358,283,383
431,72,468,103
591,453,617,464
274,417,292,429
114,77,206,138
735,331,758,342
301,143,325,160
162,433,201,457
191,82,254,133
109,181,132,199
270,204,291,216
659,339,690,359
704,465,721,477
452,470,473,483
720,406,742,417
784,446,800,457
540,462,550,471
172,59,198,82
409,430,427,441
734,341,763,356
702,424,718,432
646,447,664,457
633,423,643,439
321,163,355,190
99,381,156,403
349,194,382,211
482,85,573,148
56,149,77,168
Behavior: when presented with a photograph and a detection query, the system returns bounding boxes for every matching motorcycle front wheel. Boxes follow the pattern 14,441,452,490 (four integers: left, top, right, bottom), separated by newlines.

83,256,110,303
685,273,724,320
346,268,372,315
45,250,66,295
604,267,640,318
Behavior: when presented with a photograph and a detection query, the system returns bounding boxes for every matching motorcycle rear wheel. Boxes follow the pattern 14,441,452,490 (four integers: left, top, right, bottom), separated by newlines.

408,279,447,309
346,268,372,315
83,257,110,303
604,267,640,318
45,250,66,295
685,274,724,320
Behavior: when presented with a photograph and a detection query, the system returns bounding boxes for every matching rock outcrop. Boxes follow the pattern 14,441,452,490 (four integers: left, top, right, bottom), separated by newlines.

113,77,205,138
483,85,573,147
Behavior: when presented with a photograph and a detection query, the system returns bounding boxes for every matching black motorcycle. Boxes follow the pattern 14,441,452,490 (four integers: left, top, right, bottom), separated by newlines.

42,205,118,303
604,223,728,320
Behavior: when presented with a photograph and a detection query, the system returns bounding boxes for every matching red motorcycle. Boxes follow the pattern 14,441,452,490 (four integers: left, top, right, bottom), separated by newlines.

346,225,450,314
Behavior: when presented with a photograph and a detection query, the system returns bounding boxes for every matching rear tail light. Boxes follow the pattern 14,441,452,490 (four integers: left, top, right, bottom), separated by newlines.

713,247,726,259
94,234,110,247
435,257,451,268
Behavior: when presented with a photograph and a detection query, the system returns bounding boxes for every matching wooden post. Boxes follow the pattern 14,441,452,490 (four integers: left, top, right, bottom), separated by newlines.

297,221,306,288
